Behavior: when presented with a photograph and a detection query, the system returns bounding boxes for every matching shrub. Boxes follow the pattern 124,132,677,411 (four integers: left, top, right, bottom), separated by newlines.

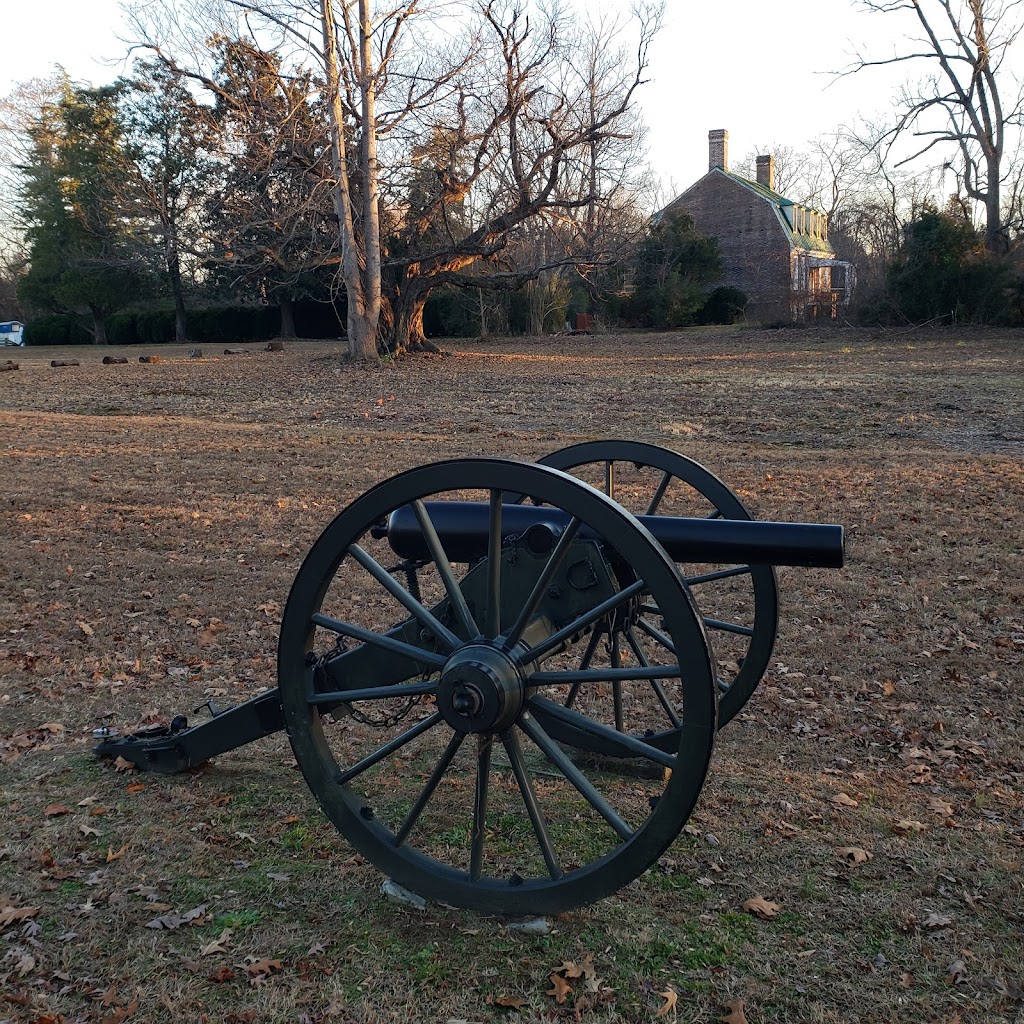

884,211,1020,325
292,300,346,339
23,315,92,346
136,309,176,345
105,312,140,346
699,286,748,325
188,305,277,343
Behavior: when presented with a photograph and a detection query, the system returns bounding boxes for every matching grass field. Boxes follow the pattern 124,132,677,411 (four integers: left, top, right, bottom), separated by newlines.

1,328,1022,1023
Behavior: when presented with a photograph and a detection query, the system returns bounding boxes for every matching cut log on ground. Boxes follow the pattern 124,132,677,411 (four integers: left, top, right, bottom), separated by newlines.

266,340,285,352
138,355,161,364
1,360,18,372
102,356,129,365
50,360,80,367
223,348,250,356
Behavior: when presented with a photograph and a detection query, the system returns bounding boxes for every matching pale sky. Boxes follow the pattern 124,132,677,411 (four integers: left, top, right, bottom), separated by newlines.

4,0,919,196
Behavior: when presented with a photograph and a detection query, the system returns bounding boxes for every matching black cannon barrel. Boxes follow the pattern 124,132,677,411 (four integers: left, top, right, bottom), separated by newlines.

382,502,845,569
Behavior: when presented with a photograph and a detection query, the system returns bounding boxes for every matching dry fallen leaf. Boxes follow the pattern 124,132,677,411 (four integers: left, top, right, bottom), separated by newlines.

928,796,955,816
201,927,233,956
720,998,748,1024
556,958,585,979
742,896,782,920
0,905,40,929
894,818,927,834
923,911,952,929
836,846,873,864
106,844,129,863
833,793,859,808
244,957,284,986
113,757,137,773
546,972,572,1004
493,995,527,1009
145,904,208,930
946,959,969,985
656,989,678,1017
76,620,94,636
208,965,236,983
44,803,71,816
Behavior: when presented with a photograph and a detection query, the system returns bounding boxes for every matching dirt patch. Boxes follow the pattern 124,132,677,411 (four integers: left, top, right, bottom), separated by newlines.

1,329,1022,1022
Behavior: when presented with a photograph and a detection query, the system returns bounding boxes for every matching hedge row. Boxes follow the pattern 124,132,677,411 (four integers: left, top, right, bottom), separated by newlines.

22,315,93,346
23,301,347,346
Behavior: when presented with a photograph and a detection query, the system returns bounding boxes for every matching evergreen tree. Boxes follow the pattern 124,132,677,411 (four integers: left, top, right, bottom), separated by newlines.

626,212,722,329
118,61,218,343
203,38,335,336
886,210,1016,324
17,80,147,343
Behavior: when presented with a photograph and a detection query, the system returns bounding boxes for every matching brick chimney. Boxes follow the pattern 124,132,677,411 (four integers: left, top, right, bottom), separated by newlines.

756,154,775,190
709,129,728,172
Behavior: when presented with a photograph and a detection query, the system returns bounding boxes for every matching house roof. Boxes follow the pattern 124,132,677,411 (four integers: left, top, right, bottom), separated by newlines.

669,168,836,257
718,169,835,255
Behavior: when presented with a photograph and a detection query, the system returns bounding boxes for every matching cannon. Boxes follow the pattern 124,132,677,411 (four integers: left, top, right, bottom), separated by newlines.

97,441,844,915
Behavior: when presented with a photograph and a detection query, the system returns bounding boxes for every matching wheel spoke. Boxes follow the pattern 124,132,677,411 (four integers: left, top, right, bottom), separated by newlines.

565,625,604,707
704,616,755,637
518,711,634,840
684,564,754,587
469,734,493,881
704,507,724,520
530,665,681,684
309,680,437,705
645,470,672,516
529,696,678,769
486,489,502,638
625,626,682,728
395,731,466,845
311,612,447,669
610,630,624,732
635,615,677,656
604,460,615,499
503,515,583,650
521,579,646,663
334,711,443,785
412,499,479,639
347,543,460,651
501,728,562,880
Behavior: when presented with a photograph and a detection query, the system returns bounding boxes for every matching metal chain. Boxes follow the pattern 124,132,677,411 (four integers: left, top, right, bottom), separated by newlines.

312,637,420,729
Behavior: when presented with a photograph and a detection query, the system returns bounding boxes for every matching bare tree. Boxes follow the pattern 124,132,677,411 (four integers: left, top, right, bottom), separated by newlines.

733,142,810,199
129,0,660,356
847,0,1024,251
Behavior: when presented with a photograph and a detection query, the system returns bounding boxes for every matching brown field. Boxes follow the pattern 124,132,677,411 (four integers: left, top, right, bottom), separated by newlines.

1,328,1022,1024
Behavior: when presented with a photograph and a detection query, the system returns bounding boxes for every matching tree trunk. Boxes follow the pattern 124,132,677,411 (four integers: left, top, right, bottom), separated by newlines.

381,284,440,356
90,306,108,345
477,289,489,339
320,0,377,362
279,295,296,338
165,226,188,344
985,153,1003,252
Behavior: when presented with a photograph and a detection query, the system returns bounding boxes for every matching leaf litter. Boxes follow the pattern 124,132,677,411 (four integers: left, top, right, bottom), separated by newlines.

1,332,1022,1022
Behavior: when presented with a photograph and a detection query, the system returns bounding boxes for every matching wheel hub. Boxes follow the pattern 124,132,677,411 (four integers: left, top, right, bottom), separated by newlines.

437,644,525,734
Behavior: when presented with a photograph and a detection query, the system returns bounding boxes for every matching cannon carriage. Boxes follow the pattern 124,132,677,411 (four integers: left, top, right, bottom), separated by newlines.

98,441,844,914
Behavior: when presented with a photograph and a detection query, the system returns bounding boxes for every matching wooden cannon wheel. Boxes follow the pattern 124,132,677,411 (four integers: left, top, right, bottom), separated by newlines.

277,459,716,915
534,441,779,738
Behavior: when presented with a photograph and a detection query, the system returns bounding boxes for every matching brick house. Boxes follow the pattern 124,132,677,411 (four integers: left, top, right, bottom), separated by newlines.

662,129,855,319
